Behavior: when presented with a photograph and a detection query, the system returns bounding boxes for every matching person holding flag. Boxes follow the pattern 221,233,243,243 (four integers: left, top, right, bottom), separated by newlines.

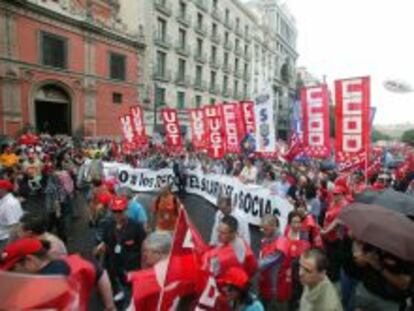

203,215,257,279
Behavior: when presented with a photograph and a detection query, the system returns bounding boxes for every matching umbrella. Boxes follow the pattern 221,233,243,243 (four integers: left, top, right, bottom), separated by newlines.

354,189,414,217
339,203,414,261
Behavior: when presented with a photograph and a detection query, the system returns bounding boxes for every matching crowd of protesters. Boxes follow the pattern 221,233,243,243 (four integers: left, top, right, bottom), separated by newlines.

0,130,413,310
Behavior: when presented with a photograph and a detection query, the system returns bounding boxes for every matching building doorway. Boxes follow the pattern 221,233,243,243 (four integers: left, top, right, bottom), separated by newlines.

34,84,71,135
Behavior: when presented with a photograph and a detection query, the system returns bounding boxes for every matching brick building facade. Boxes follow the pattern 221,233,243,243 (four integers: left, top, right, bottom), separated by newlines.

0,0,145,137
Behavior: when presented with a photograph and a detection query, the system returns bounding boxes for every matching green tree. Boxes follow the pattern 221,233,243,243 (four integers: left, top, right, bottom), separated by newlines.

401,128,414,146
372,128,391,142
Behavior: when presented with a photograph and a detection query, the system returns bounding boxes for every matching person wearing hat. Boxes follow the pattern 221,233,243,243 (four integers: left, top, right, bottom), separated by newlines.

95,195,146,303
0,146,19,168
218,267,264,310
0,238,116,311
0,179,23,251
321,183,350,282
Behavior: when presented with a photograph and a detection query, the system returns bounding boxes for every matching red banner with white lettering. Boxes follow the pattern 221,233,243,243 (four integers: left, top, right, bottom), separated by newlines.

239,101,256,138
221,103,242,153
301,85,330,158
119,114,134,144
130,105,148,147
335,77,371,164
161,108,183,151
204,105,225,158
188,108,206,151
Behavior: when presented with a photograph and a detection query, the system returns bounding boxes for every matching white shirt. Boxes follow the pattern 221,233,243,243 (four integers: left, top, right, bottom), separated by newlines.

210,209,251,246
0,193,23,240
239,165,258,184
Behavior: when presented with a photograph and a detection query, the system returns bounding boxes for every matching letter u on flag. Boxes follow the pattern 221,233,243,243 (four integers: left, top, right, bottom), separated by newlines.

161,108,183,151
188,108,207,151
130,105,148,147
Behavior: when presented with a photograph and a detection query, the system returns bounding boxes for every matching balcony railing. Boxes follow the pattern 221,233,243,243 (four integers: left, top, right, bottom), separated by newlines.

245,32,252,42
194,23,208,36
209,84,220,96
234,69,243,79
153,32,171,49
154,0,172,16
235,26,243,37
244,50,252,60
194,51,207,63
153,69,171,83
224,18,233,30
223,88,233,98
211,8,222,22
243,72,251,81
222,63,232,74
194,0,209,12
209,57,221,69
234,46,243,57
194,79,207,91
175,44,191,57
176,13,191,27
224,40,233,51
175,74,191,87
211,32,221,44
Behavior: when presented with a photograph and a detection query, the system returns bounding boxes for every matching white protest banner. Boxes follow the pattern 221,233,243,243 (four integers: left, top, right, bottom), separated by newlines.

110,163,293,229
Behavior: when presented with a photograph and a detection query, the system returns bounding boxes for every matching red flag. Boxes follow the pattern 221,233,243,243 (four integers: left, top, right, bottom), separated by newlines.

301,85,330,158
283,132,303,162
221,103,242,154
0,271,79,310
335,77,371,166
119,114,134,144
239,101,256,138
161,108,183,151
188,108,207,151
157,209,209,310
130,105,148,147
204,105,225,158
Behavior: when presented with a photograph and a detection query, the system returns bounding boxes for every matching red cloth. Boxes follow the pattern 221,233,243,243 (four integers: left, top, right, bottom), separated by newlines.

18,133,39,146
129,268,161,309
302,214,324,249
259,235,289,300
65,255,96,311
323,198,349,242
203,239,258,279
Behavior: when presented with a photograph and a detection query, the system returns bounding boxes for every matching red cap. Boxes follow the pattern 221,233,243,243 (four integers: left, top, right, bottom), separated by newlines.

0,179,14,191
97,192,113,205
0,238,43,271
218,267,249,290
111,196,128,212
104,179,118,193
332,185,347,195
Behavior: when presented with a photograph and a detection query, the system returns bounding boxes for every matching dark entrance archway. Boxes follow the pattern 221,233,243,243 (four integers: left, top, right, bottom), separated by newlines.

34,85,71,135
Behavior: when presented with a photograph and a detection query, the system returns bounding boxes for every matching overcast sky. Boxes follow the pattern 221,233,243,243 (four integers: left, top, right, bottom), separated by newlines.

284,0,414,125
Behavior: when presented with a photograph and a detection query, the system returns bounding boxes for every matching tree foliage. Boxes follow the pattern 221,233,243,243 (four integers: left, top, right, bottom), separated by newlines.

401,129,414,146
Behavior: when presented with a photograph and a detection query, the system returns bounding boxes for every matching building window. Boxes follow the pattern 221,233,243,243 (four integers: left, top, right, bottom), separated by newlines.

235,38,240,50
112,92,123,104
155,87,166,107
244,44,248,55
225,8,230,23
40,32,67,69
178,59,186,80
157,18,167,40
197,12,203,28
224,31,229,44
244,63,248,76
212,23,217,37
211,46,217,62
210,98,215,105
195,95,202,108
223,75,228,91
195,65,203,84
235,58,239,72
179,1,186,18
178,28,186,48
234,80,238,97
177,91,185,109
224,52,229,66
212,0,218,10
156,51,166,75
210,71,216,87
245,25,249,36
236,17,240,30
196,38,203,56
109,52,126,81
244,83,248,98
